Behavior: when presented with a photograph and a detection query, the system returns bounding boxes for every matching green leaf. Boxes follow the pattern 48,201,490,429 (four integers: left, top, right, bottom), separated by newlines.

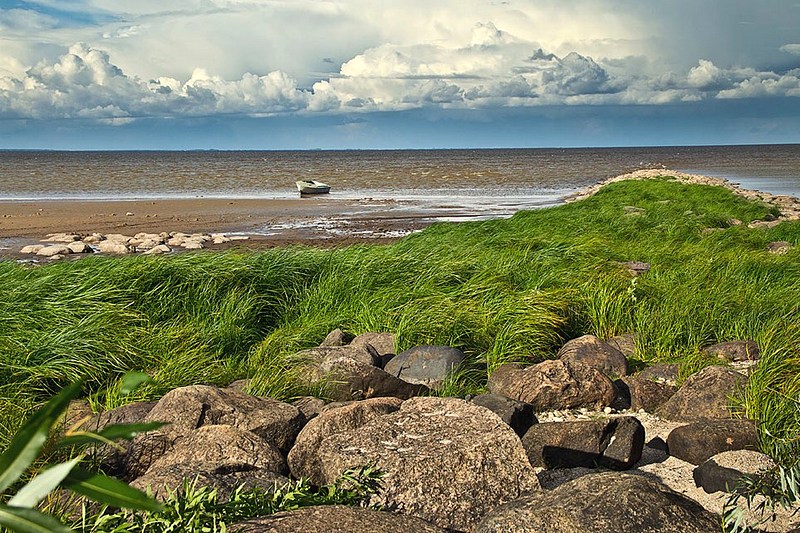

0,382,82,494
58,422,166,449
0,505,71,533
118,372,152,396
7,457,81,508
62,467,163,512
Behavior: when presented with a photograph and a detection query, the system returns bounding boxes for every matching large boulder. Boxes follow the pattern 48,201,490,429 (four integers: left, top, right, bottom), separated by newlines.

693,450,775,494
656,365,745,421
521,417,644,470
702,340,760,362
131,462,289,502
320,328,351,347
606,333,637,357
145,425,288,475
288,397,403,478
296,344,380,368
637,363,679,386
475,471,720,532
470,393,538,437
289,397,539,531
122,386,305,479
666,419,759,465
557,335,628,377
383,345,465,389
231,505,447,533
622,375,676,413
316,356,428,401
488,360,616,412
351,332,395,358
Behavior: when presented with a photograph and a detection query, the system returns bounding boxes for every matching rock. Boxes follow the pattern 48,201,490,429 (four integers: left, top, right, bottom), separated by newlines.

637,363,680,385
42,233,80,242
557,334,628,377
96,241,130,254
290,396,326,420
667,419,759,465
351,332,395,357
521,417,644,470
621,261,650,276
59,400,93,433
383,345,465,389
470,393,538,437
289,397,539,531
475,471,720,533
702,340,760,362
606,333,637,357
288,397,403,478
36,244,72,257
212,235,232,244
131,461,288,502
767,241,792,254
19,244,44,254
316,356,428,401
146,425,287,475
123,386,305,479
182,240,204,250
319,328,351,347
105,233,132,243
694,450,775,494
94,401,156,430
143,244,171,255
296,345,380,369
231,505,447,533
623,375,676,413
656,365,745,421
66,242,92,254
488,360,616,411
81,401,156,475
133,239,161,250
82,233,104,243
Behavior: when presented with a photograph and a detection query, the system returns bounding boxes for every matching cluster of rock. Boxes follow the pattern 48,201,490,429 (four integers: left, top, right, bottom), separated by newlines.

66,331,792,532
565,168,800,223
18,231,249,259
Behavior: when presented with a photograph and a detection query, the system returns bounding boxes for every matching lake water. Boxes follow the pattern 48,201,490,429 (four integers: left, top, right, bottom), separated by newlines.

1,145,799,220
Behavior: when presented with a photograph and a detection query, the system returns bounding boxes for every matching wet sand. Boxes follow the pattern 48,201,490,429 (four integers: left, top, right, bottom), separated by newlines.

0,196,448,257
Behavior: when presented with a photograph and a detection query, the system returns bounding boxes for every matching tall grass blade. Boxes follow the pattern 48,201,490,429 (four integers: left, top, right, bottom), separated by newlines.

7,457,81,508
62,467,163,512
0,505,71,533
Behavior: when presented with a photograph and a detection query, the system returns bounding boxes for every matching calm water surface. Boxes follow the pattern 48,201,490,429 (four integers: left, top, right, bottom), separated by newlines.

1,146,799,214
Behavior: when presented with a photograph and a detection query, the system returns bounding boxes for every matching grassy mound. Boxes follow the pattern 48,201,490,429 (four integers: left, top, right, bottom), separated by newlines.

1,178,798,459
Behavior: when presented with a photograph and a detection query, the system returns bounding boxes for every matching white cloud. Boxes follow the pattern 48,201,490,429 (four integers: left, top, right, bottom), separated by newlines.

780,44,800,55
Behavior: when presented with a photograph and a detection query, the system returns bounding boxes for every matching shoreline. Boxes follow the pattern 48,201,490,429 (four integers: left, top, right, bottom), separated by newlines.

2,168,799,260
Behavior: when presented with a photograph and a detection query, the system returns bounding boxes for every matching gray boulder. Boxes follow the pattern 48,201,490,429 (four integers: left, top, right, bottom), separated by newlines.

606,333,637,357
488,360,616,411
291,396,326,421
666,419,759,465
383,345,465,389
351,331,395,358
693,450,775,494
296,344,380,369
36,244,72,257
317,356,428,401
122,385,305,479
145,425,287,475
470,393,537,437
622,375,676,413
557,334,628,377
288,397,403,478
702,340,760,362
475,471,720,532
521,417,644,470
131,462,288,502
289,397,540,531
231,505,447,533
320,328,351,347
656,365,745,421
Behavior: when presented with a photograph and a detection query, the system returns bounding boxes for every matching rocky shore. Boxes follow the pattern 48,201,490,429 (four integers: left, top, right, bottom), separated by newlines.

68,331,798,532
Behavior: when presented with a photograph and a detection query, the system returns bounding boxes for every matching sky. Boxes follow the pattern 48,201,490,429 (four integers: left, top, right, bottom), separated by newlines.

0,0,799,149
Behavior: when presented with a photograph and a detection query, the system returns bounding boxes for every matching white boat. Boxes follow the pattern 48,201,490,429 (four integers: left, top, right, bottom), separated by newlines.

296,180,331,195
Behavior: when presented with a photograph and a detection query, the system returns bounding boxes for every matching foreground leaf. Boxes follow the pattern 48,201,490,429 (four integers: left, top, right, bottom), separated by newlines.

7,457,81,508
0,382,82,494
58,422,166,449
118,372,152,396
0,505,71,533
62,467,163,512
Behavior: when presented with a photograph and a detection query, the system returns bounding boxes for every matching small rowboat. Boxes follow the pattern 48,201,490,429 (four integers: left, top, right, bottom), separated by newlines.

295,180,331,195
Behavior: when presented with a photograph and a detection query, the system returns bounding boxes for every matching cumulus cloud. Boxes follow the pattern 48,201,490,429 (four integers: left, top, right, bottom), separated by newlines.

780,44,800,56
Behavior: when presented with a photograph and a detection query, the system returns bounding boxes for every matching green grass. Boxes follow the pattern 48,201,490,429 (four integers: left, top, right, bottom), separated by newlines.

1,178,799,459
